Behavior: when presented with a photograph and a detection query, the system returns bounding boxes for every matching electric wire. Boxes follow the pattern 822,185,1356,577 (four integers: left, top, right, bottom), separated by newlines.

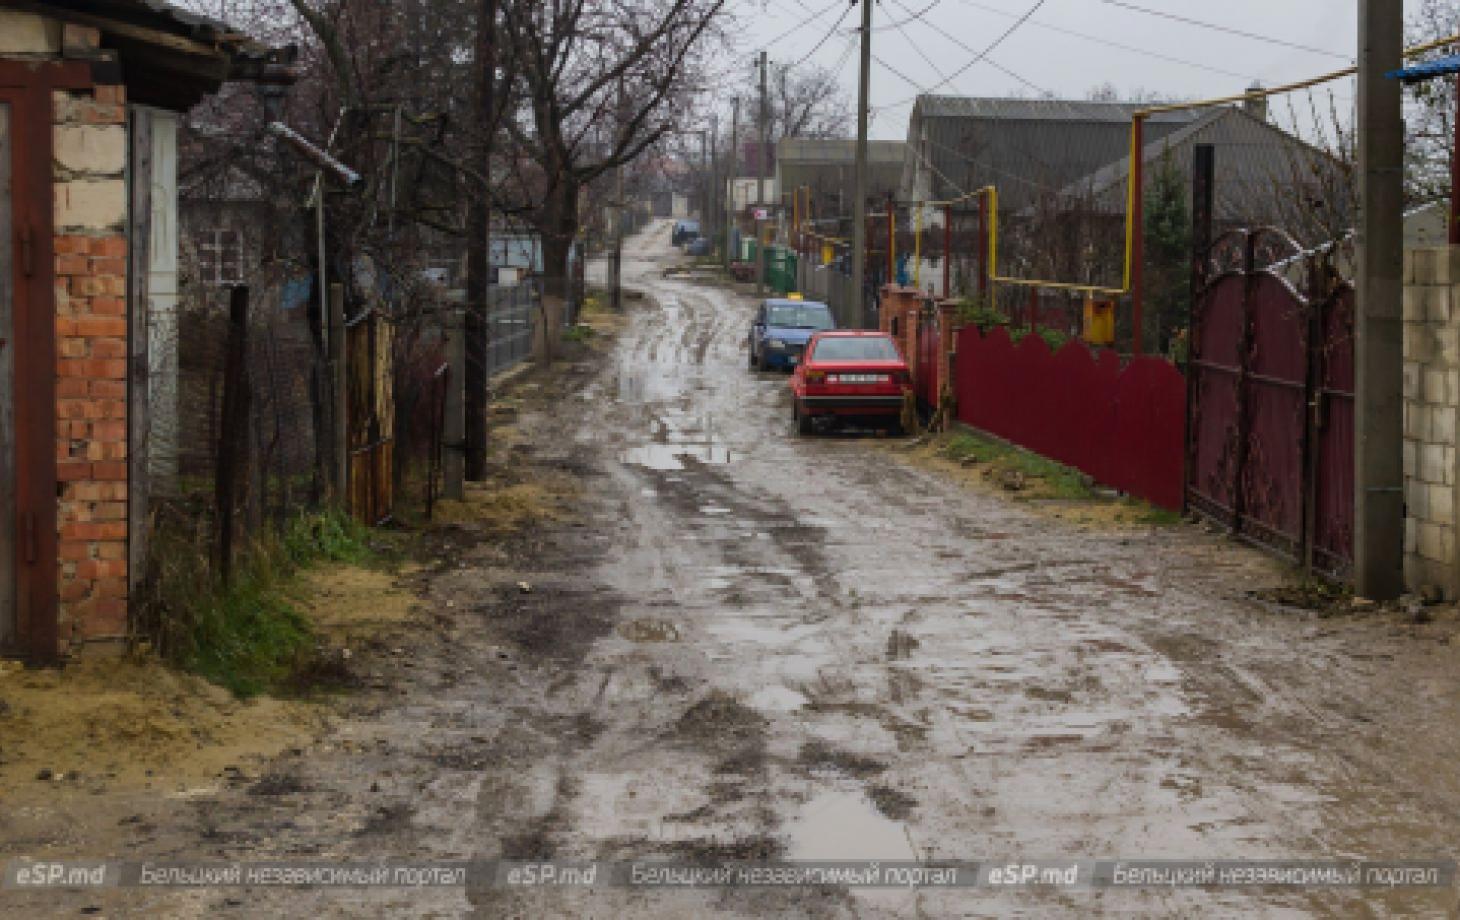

882,0,1048,108
1096,0,1351,61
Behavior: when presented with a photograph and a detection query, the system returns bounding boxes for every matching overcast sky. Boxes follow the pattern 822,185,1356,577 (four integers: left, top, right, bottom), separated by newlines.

727,0,1363,141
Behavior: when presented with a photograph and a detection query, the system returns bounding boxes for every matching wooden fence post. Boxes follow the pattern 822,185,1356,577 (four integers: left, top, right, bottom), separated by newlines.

216,286,251,584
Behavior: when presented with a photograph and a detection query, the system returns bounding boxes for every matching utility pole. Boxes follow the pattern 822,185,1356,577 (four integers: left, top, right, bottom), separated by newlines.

701,129,710,231
464,0,496,482
757,50,768,298
710,113,719,260
1354,0,1404,599
726,96,738,274
611,83,625,312
851,0,873,328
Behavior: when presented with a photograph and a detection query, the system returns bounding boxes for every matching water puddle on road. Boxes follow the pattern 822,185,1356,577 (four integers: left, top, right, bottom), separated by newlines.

748,685,809,712
785,789,914,861
621,444,732,470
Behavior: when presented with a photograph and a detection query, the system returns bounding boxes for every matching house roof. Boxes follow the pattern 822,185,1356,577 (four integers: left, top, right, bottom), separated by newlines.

1057,105,1347,226
777,138,906,208
11,0,294,110
901,94,1204,211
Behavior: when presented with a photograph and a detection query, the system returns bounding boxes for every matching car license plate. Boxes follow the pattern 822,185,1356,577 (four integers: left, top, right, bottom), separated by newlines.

832,374,884,384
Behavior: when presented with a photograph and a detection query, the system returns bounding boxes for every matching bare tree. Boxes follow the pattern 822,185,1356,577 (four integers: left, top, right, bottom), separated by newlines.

495,0,727,323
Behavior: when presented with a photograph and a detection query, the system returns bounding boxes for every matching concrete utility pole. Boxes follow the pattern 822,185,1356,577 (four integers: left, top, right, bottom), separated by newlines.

726,96,738,273
709,114,719,259
1354,0,1405,599
757,50,768,298
464,0,496,482
851,0,873,328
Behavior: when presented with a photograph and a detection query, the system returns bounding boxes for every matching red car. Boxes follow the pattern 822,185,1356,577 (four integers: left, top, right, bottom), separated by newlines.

789,331,911,435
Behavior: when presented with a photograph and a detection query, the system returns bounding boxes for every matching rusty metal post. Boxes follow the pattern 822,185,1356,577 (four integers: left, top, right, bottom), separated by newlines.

1131,114,1146,357
216,286,251,584
943,204,952,298
978,192,989,300
329,282,347,505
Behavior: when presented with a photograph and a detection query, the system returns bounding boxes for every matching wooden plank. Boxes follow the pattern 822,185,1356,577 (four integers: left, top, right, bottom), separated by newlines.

128,107,152,598
0,102,14,653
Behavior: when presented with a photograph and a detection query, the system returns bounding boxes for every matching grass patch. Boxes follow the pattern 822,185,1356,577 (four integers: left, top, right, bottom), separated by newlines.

563,323,596,343
940,431,1094,501
142,508,372,698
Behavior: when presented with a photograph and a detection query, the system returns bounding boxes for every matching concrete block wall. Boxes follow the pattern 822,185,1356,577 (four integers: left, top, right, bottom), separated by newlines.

1403,246,1460,599
53,81,130,644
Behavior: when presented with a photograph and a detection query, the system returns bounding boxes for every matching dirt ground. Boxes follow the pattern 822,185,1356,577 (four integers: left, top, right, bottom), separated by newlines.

6,222,1460,917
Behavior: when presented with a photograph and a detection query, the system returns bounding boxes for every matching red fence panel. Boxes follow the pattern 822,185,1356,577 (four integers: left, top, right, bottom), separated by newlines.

953,326,1186,509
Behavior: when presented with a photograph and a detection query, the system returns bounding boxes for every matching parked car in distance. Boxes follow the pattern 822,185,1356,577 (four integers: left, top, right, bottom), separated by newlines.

671,219,700,246
789,331,910,435
748,297,836,371
686,236,712,257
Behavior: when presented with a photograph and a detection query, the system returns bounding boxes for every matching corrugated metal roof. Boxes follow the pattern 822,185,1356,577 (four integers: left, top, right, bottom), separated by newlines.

901,95,1203,211
1063,106,1349,228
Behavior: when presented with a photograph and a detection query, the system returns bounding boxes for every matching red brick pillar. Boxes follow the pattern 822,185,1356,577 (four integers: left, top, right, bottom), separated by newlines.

53,82,131,647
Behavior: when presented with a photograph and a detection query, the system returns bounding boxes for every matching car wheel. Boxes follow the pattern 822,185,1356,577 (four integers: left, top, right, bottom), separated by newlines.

795,402,814,436
748,347,757,370
887,418,906,437
757,351,769,372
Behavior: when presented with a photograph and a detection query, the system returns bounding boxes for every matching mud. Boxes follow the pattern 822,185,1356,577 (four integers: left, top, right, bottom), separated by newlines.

9,221,1460,917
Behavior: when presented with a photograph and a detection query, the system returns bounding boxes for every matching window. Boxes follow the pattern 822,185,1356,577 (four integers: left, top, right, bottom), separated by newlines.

766,304,834,330
196,229,244,285
811,336,900,362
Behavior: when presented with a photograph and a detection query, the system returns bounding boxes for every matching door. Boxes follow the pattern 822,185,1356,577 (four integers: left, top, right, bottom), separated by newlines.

0,102,13,651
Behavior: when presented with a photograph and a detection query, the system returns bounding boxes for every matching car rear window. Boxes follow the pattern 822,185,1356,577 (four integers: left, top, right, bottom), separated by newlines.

766,304,834,329
811,336,899,361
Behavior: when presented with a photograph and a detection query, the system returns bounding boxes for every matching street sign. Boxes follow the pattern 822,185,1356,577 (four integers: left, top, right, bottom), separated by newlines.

752,208,769,221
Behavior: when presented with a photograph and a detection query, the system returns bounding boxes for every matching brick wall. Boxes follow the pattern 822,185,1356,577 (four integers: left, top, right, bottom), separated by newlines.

1403,246,1460,599
53,82,129,645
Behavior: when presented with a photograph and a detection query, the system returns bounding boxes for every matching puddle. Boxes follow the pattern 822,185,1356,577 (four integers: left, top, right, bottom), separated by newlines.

785,789,914,860
621,444,732,470
748,686,808,712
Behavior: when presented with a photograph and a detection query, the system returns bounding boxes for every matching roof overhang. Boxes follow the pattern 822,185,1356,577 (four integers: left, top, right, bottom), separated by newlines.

4,0,295,111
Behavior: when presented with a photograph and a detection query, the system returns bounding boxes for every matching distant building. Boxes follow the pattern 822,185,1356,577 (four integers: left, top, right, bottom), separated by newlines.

775,138,906,216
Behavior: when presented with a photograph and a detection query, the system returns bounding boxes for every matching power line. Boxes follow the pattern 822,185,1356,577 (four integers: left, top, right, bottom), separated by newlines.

872,0,943,31
1096,0,1352,61
884,0,1048,107
957,0,1259,82
763,0,844,49
789,2,854,69
888,0,1052,97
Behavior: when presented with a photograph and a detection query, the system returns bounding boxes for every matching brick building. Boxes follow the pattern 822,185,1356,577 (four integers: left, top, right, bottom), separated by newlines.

0,1,289,662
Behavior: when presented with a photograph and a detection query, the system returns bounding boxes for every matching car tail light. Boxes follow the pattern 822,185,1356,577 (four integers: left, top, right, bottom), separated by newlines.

805,369,827,383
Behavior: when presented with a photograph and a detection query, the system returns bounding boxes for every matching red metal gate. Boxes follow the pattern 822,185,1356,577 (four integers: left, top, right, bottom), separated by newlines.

1186,229,1354,577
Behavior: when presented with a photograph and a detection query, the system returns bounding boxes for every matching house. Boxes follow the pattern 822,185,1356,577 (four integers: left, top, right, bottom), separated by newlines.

775,137,906,218
1055,101,1350,240
0,1,290,662
900,96,1203,212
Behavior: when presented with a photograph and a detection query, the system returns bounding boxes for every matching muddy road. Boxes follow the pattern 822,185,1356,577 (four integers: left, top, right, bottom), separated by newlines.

12,221,1460,918
458,225,1460,917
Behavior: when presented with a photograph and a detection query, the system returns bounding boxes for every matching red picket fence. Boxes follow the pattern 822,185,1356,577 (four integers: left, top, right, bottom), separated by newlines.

952,327,1187,510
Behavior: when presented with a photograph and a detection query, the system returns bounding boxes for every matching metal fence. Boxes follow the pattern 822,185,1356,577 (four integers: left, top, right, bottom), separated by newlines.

487,283,536,378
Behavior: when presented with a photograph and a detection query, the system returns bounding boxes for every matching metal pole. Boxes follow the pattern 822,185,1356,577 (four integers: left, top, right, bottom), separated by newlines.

757,51,767,210
444,303,465,501
1130,114,1146,357
943,204,952,298
851,0,873,328
887,196,895,285
329,282,348,504
978,192,989,299
1452,75,1460,246
727,97,738,273
1354,0,1405,599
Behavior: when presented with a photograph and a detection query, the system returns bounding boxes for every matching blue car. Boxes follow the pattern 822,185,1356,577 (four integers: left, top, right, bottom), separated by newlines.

748,297,836,371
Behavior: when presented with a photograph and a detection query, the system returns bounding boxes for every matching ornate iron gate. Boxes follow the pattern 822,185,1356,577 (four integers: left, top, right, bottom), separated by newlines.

1186,228,1355,578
